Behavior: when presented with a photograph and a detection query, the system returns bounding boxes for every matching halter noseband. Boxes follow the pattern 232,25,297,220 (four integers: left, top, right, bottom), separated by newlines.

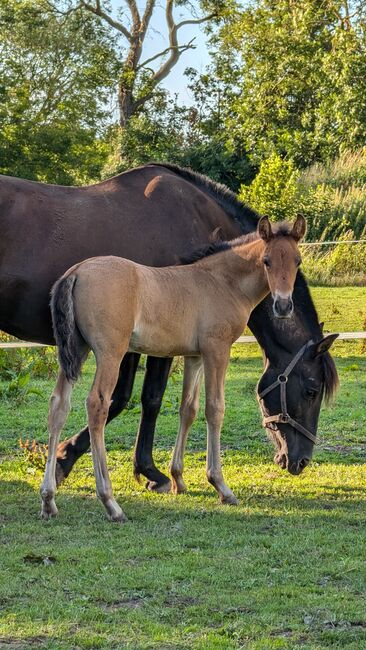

258,339,317,445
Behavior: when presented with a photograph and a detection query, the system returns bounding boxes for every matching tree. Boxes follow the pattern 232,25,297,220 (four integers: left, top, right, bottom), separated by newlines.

0,0,119,183
51,0,221,127
212,0,366,167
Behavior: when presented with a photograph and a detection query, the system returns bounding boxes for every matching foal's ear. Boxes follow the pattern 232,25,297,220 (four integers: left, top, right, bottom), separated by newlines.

311,333,339,357
258,215,273,242
291,213,307,241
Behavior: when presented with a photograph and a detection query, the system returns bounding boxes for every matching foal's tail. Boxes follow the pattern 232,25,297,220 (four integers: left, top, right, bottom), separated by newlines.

50,274,87,383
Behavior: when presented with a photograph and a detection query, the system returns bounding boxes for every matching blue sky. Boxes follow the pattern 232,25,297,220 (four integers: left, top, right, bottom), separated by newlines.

110,1,211,104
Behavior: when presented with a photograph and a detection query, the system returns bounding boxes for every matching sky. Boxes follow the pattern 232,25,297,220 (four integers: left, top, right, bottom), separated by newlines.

110,1,212,104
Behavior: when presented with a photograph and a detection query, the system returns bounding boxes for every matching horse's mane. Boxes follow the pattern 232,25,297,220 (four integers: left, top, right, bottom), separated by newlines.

151,162,260,234
294,273,339,403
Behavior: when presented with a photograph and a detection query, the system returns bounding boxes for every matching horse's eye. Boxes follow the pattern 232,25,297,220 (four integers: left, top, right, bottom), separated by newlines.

263,256,270,267
306,388,317,400
296,257,302,267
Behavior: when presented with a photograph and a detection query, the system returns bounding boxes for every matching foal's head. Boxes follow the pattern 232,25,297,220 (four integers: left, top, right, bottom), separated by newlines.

258,214,306,318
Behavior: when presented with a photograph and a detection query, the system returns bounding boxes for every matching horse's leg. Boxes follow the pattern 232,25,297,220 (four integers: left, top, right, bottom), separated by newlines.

87,353,128,523
133,356,173,493
40,370,73,519
170,356,203,494
203,348,238,505
55,352,140,485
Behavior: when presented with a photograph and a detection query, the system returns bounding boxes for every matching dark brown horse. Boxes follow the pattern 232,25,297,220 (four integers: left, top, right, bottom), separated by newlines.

0,164,338,482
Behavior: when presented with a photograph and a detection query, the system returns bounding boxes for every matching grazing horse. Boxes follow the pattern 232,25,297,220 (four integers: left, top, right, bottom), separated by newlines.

0,164,338,486
41,216,306,522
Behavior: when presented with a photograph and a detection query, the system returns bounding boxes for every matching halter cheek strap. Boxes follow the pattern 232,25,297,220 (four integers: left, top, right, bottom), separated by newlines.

258,339,317,445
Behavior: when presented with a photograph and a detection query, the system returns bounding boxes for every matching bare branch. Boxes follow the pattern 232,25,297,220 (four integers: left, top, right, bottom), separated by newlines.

137,38,196,71
140,0,156,39
126,0,140,30
176,13,217,30
151,0,214,86
81,1,132,41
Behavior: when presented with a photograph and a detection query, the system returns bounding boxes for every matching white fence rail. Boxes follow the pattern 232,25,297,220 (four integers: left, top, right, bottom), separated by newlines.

0,331,365,350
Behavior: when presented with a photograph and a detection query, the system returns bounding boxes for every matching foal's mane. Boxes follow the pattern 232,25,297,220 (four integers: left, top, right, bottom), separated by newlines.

179,222,295,266
179,231,259,265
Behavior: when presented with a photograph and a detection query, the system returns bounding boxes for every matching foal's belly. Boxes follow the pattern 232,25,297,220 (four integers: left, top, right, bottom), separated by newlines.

128,325,199,358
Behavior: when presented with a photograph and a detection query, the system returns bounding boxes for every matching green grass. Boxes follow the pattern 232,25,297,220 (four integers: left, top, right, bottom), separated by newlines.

0,287,365,649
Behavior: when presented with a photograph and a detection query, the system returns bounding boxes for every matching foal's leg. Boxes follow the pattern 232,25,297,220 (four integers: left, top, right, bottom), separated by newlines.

133,356,173,492
40,371,73,519
170,356,203,494
87,352,128,523
203,348,238,505
55,352,140,485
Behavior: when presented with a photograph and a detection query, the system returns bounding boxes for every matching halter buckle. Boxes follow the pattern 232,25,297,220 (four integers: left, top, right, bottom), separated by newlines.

280,413,290,423
278,374,288,384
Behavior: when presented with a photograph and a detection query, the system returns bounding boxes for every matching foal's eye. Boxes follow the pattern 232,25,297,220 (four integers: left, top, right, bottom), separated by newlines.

296,257,302,267
263,256,270,267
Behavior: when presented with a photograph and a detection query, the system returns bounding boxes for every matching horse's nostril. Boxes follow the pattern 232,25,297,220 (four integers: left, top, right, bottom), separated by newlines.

299,457,310,469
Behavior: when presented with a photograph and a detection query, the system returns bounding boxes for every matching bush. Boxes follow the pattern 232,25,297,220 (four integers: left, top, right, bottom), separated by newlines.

302,230,366,286
0,332,58,401
239,153,300,220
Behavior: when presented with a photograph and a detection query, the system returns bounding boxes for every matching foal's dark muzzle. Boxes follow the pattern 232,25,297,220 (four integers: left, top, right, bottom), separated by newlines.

273,297,294,318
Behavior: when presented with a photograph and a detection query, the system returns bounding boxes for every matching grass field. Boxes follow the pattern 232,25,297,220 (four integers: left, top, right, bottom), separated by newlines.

0,287,365,649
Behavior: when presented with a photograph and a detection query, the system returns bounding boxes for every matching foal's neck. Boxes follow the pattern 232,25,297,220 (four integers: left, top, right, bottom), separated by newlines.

203,237,269,307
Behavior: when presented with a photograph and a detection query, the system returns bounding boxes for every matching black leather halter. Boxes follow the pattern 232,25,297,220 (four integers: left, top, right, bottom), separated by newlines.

258,339,317,445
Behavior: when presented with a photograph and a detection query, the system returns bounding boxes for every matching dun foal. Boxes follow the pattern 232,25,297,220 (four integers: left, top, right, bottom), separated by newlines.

41,215,306,522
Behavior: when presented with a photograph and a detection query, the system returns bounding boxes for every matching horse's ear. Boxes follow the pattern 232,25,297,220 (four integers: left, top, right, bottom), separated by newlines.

291,213,307,241
209,227,224,243
258,215,273,242
311,334,339,357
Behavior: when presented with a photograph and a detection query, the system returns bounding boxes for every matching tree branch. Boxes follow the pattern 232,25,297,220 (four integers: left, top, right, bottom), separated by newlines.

176,14,217,30
126,0,140,31
81,1,132,41
137,38,196,71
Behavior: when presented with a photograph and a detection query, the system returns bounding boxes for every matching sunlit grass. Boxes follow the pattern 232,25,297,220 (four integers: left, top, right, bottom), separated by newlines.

0,287,365,649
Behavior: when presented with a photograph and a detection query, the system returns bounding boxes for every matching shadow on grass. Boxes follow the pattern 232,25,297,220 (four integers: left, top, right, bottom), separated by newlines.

0,475,365,529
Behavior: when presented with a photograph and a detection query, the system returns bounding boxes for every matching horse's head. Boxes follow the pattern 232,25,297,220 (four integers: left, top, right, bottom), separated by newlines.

258,214,306,319
257,331,339,475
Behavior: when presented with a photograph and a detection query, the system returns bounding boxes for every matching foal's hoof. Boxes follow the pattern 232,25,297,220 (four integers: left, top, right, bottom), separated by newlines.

40,504,58,520
220,493,239,506
172,478,187,495
108,511,128,524
146,480,172,494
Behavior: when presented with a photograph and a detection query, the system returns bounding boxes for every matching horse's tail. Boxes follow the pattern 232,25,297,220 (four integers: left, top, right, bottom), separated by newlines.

50,274,86,383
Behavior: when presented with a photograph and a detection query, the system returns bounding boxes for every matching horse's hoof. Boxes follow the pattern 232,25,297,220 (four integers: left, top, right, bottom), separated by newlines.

146,480,172,494
220,493,239,506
